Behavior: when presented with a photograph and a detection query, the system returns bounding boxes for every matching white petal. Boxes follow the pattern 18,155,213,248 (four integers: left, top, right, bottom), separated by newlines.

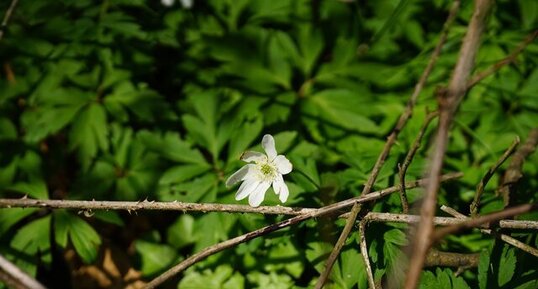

235,178,259,201
240,151,266,163
274,155,292,175
225,164,253,187
274,177,289,203
262,134,277,160
272,174,290,203
179,0,193,9
161,0,174,6
248,181,271,207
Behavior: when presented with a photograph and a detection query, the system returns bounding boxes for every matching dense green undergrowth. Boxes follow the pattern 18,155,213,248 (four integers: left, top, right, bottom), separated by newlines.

0,0,537,288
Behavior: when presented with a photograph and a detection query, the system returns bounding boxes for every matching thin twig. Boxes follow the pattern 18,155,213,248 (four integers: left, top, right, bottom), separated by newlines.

441,205,538,257
0,254,48,289
404,0,492,288
145,173,462,289
0,0,19,41
498,128,538,206
424,249,479,268
359,220,377,289
0,173,461,216
364,211,538,230
434,204,537,241
0,198,317,215
469,137,520,216
398,111,439,213
314,1,462,287
466,30,538,90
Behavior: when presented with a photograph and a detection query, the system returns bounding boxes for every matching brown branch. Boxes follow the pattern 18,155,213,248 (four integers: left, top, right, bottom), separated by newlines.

314,1,462,287
0,198,317,215
434,204,537,241
0,173,461,216
145,173,462,289
0,0,19,42
441,205,538,257
469,137,520,216
498,128,538,206
359,220,377,289
404,0,492,288
398,111,439,213
424,248,479,268
364,211,538,230
0,254,48,289
466,30,538,90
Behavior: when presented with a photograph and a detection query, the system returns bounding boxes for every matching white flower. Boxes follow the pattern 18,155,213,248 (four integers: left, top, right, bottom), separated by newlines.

226,134,293,207
161,0,193,9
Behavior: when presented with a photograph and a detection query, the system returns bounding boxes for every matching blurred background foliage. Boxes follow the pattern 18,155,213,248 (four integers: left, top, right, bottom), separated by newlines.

0,0,537,288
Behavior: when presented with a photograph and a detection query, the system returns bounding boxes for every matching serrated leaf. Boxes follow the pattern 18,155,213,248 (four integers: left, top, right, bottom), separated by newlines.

135,239,178,276
139,131,207,164
179,265,243,289
227,117,263,162
498,246,516,287
93,211,124,226
478,249,491,289
54,210,101,263
0,208,37,235
9,179,49,199
265,241,303,278
11,216,52,272
167,214,197,249
307,89,379,134
246,271,293,289
69,104,109,168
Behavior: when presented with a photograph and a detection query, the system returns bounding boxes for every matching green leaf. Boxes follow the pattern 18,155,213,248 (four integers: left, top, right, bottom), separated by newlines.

265,241,304,279
0,208,37,235
178,265,243,289
419,268,471,289
93,211,124,226
69,104,109,168
227,117,263,162
54,210,101,263
135,239,178,276
11,216,52,275
160,164,212,184
498,246,516,287
167,214,197,249
307,89,379,134
246,271,293,289
478,249,491,289
8,179,49,199
139,131,207,164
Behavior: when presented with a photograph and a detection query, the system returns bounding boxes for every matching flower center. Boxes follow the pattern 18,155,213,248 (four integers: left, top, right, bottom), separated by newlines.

260,164,273,176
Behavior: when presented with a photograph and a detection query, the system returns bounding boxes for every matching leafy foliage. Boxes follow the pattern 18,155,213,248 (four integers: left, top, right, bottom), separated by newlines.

0,0,537,288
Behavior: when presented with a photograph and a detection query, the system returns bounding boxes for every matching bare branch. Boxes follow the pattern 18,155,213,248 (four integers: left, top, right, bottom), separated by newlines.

498,128,538,206
405,0,492,287
314,1,462,287
364,211,538,230
0,198,317,215
398,111,439,213
0,254,47,289
145,173,462,289
0,0,19,41
434,204,537,241
441,205,538,257
359,220,377,289
424,249,479,268
469,137,520,216
0,173,461,216
466,30,538,90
